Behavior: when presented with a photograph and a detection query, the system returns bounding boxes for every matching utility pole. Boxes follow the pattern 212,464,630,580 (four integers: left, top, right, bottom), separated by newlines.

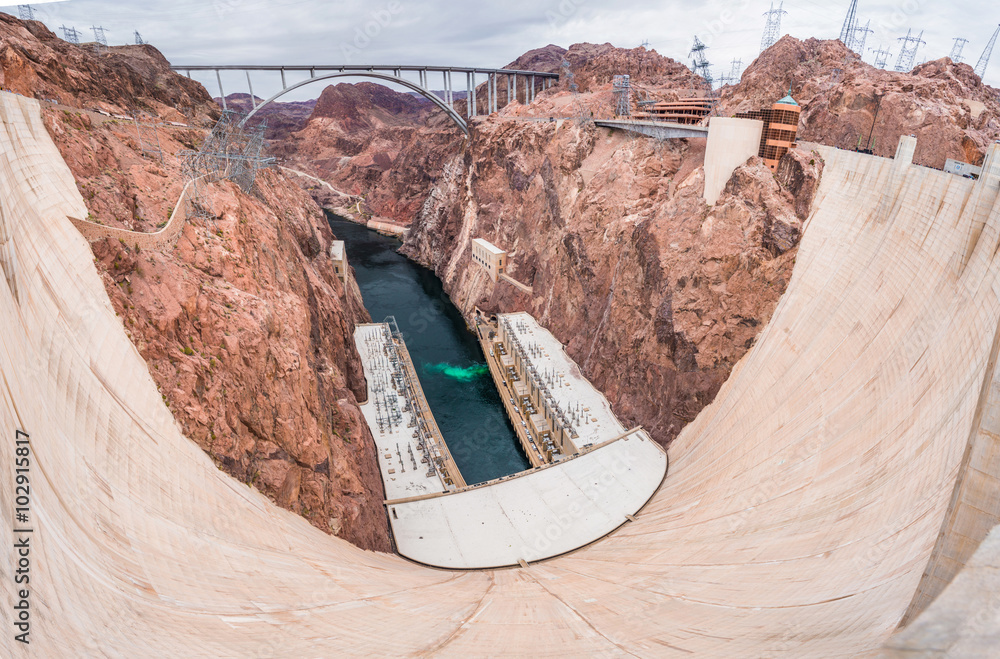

839,0,860,49
871,45,892,69
689,36,713,90
760,1,787,53
60,26,81,45
730,58,743,81
949,37,969,63
853,20,874,58
895,29,926,72
974,24,1000,79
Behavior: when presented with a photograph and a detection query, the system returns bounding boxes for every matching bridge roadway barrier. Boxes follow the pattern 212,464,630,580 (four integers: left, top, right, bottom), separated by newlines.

6,85,1000,655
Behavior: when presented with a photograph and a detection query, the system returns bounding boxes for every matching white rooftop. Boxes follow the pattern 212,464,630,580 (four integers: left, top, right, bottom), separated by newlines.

500,311,625,448
472,237,506,255
390,429,666,568
355,324,450,500
330,239,345,261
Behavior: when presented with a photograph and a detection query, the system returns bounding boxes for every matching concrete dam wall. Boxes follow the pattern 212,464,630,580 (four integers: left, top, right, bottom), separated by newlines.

2,90,1000,656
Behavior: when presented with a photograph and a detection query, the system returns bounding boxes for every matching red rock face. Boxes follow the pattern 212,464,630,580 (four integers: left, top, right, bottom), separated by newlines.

2,13,392,551
218,94,318,140
0,14,213,124
721,36,1000,168
272,81,463,225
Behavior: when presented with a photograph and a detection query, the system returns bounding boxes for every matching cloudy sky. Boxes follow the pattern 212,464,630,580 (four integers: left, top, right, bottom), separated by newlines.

5,1,997,100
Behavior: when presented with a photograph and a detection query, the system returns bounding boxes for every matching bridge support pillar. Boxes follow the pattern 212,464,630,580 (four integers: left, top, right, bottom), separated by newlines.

466,72,472,118
486,73,491,113
280,68,286,90
246,71,256,108
470,71,477,117
216,70,227,111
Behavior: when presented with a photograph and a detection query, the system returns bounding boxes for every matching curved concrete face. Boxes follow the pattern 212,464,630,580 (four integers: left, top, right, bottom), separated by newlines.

4,90,1000,657
388,434,667,569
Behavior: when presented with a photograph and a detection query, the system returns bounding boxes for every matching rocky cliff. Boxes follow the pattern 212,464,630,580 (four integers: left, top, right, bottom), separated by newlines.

2,14,390,551
273,81,463,225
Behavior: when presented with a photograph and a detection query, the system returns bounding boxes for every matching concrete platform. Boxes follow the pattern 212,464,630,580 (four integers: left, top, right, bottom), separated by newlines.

388,429,666,568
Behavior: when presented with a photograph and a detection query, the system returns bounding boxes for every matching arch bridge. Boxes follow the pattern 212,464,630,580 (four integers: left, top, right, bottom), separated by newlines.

171,64,561,136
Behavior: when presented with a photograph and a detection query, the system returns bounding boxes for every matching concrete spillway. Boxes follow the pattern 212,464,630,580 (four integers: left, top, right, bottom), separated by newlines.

3,91,1000,656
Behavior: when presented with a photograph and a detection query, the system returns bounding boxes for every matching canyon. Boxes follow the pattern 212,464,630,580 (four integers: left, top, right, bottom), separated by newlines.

3,6,1000,655
1,14,390,550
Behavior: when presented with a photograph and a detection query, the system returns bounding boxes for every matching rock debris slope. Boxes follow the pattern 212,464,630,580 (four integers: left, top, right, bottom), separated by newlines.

4,75,1000,656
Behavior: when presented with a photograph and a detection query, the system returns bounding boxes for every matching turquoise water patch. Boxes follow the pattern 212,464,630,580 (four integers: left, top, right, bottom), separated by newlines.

424,362,489,382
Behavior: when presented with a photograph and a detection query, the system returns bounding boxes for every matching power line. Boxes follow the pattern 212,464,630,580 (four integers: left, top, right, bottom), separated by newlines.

839,0,859,47
949,38,969,63
760,1,787,53
870,44,892,69
59,25,80,45
895,29,925,72
974,24,1000,79
852,20,873,57
689,36,713,89
91,26,108,47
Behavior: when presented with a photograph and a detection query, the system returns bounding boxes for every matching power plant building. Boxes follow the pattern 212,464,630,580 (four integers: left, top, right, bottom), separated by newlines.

471,238,507,282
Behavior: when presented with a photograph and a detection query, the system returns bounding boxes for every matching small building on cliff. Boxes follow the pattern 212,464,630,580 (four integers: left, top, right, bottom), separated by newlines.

472,238,507,282
330,240,347,284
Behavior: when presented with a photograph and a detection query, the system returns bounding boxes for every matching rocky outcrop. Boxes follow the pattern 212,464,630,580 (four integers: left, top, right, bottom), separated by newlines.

0,14,213,124
219,93,318,140
272,81,463,224
1,13,392,551
721,36,1000,168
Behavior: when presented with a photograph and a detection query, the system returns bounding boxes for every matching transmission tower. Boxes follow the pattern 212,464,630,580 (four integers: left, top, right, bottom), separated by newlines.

17,4,36,21
60,25,81,45
134,30,145,45
839,0,859,48
91,26,108,47
871,44,892,69
895,29,925,72
730,58,743,81
974,24,1000,79
612,75,631,117
949,37,969,63
760,2,787,53
853,20,874,57
689,36,713,89
639,39,650,49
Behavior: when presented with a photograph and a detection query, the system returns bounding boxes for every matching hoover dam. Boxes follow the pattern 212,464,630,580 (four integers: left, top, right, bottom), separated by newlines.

4,42,1000,654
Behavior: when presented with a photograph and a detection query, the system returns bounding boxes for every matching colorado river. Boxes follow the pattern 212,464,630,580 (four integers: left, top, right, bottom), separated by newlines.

327,214,530,484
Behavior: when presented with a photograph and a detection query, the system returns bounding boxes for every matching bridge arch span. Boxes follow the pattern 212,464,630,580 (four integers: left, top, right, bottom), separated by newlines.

242,71,470,136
